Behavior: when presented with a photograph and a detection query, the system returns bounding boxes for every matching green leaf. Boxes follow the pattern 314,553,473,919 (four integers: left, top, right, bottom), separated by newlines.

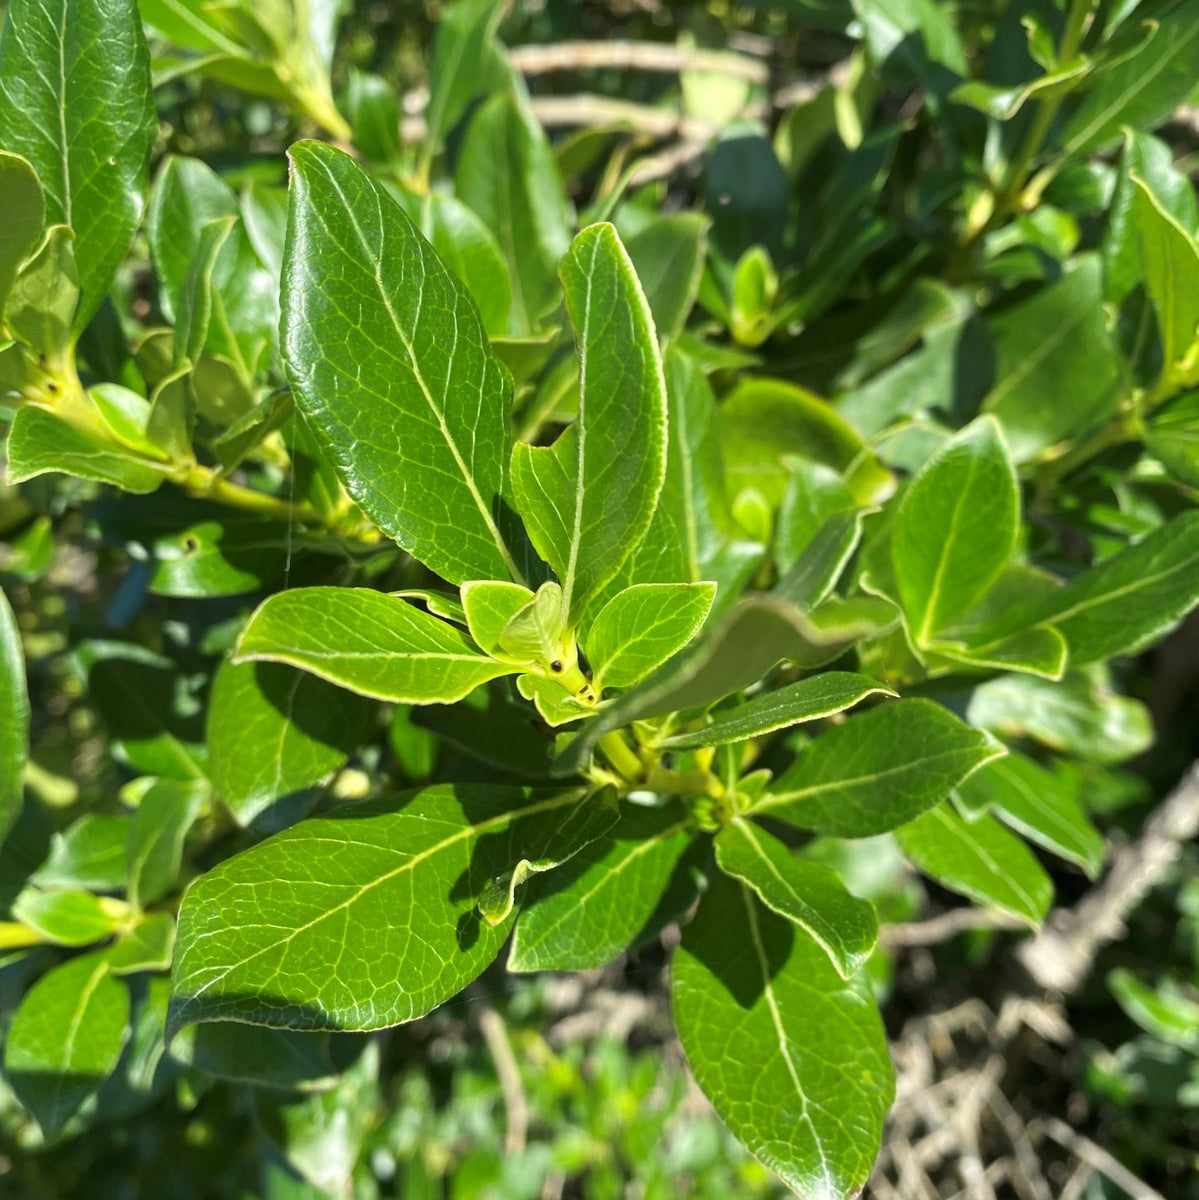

423,0,507,153
1147,391,1199,487
125,777,207,909
497,581,570,669
282,140,526,585
170,1022,337,1091
168,784,593,1035
104,911,176,975
775,509,866,612
1061,2,1199,155
955,753,1104,877
623,213,708,342
208,657,370,831
1109,969,1199,1050
982,257,1122,462
753,699,1003,837
511,223,668,625
0,151,44,319
720,376,894,507
776,459,856,574
950,61,1091,120
33,815,129,892
235,587,517,704
585,583,716,692
5,225,80,355
0,586,29,843
5,952,129,1137
967,670,1153,764
892,416,1018,645
895,804,1052,926
345,70,401,163
714,817,878,978
673,872,892,1198
516,674,594,726
461,580,536,660
555,592,901,776
663,672,895,750
12,888,127,946
0,0,155,328
5,405,168,494
477,787,619,924
457,91,573,333
1131,172,1199,384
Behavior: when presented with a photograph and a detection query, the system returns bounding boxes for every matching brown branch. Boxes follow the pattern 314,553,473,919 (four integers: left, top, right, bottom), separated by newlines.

1037,1118,1167,1200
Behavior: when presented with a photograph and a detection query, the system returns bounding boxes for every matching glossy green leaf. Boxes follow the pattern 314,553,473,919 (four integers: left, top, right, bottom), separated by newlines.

477,787,619,925
0,151,44,318
461,580,536,660
1132,173,1199,384
344,70,401,163
511,223,668,623
895,805,1052,926
623,213,708,342
928,625,1068,681
663,672,895,750
207,657,369,832
5,952,129,1137
12,888,126,947
955,753,1104,877
125,777,207,909
982,256,1122,462
509,804,697,972
168,785,592,1035
5,405,167,494
754,699,1003,837
714,817,878,978
556,592,901,776
0,0,155,328
235,587,517,704
457,92,573,333
892,417,1018,644
282,140,526,585
967,670,1153,764
673,872,892,1198
33,815,128,893
586,583,716,692
1061,2,1199,155
0,586,29,843
105,911,176,975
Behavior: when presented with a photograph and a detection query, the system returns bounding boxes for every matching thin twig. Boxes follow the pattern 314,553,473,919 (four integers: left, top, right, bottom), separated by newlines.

507,39,769,83
1037,1118,1167,1200
882,908,1025,947
473,999,529,1154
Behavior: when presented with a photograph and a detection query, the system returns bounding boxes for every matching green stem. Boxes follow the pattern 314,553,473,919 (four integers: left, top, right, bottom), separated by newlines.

598,731,645,782
179,465,324,525
1032,409,1139,502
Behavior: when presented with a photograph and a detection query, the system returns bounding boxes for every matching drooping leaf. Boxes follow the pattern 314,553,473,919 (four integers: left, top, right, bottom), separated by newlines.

234,587,518,704
282,141,527,585
207,657,370,831
753,699,1003,837
955,753,1104,877
892,416,1018,644
0,0,155,328
585,583,716,692
895,804,1052,926
511,223,668,624
0,586,29,843
673,872,892,1198
714,817,878,978
125,777,207,909
0,151,44,319
663,672,895,750
169,785,594,1035
5,952,129,1137
509,803,698,972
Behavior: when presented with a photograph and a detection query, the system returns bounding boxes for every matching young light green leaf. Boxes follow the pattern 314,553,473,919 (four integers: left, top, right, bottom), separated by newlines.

776,459,856,573
168,785,591,1035
509,804,698,972
586,582,716,692
208,657,371,832
663,672,895,750
673,873,892,1199
282,140,526,585
892,416,1018,644
753,698,1004,837
5,225,79,355
714,817,878,978
895,805,1052,927
104,911,176,975
125,777,207,909
461,580,536,660
477,787,619,925
1109,970,1199,1050
12,888,127,946
0,586,29,842
5,952,129,1137
967,670,1153,764
775,509,866,612
0,0,155,328
928,625,1068,681
33,815,129,893
457,91,573,333
497,581,568,667
516,674,594,726
0,151,44,318
511,223,668,624
955,753,1104,877
234,587,518,704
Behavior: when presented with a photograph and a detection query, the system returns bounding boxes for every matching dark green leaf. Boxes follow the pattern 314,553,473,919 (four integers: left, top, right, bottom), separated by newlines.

170,1022,337,1091
125,777,207,909
623,213,708,342
0,151,44,318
